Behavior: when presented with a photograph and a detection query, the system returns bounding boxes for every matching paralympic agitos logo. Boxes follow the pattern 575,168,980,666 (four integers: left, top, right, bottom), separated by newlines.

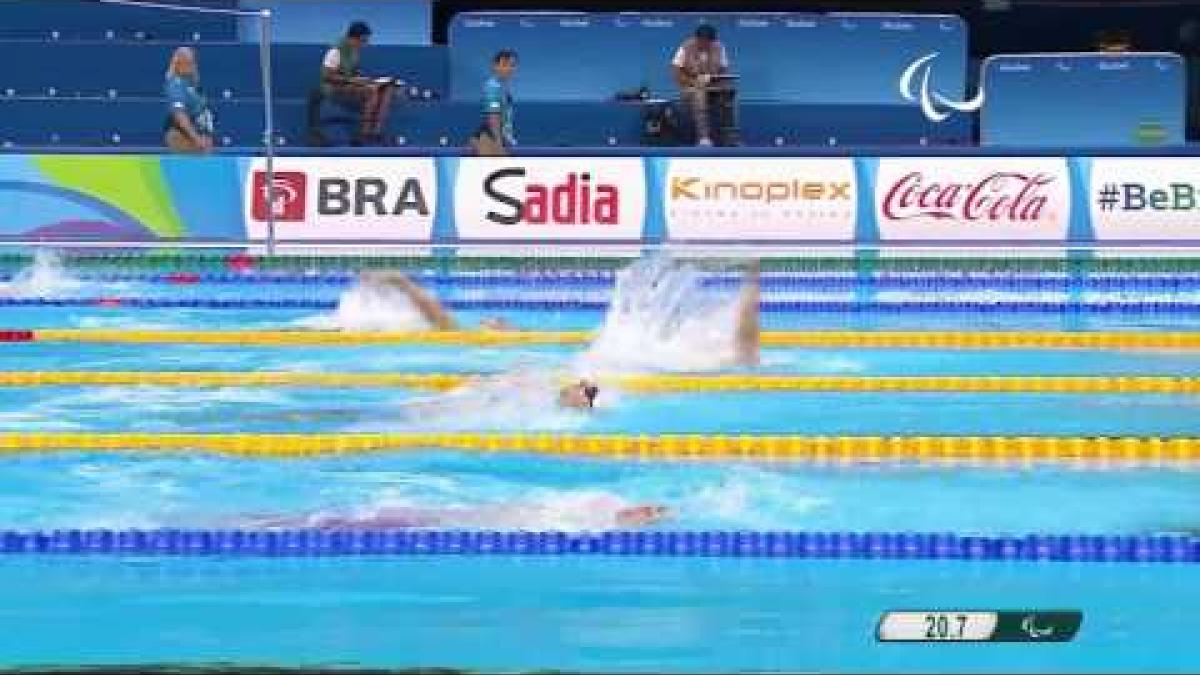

484,167,620,225
899,52,985,123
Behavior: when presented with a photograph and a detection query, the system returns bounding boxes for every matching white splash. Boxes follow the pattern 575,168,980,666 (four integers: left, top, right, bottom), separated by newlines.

272,490,652,532
682,467,829,530
297,276,425,331
356,365,594,432
0,249,83,297
578,254,745,373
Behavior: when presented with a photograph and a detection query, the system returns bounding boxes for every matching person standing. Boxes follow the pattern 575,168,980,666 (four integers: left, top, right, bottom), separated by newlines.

164,47,214,153
671,24,730,147
320,21,394,145
472,49,517,156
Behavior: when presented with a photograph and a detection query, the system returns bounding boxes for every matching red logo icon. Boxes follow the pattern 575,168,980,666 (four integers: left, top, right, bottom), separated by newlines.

252,171,306,222
882,171,1055,222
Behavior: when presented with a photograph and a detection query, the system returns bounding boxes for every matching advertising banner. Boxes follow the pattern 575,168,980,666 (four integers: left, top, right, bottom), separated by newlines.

1089,158,1200,241
4,152,1200,249
873,157,1072,241
242,157,438,242
452,157,646,241
0,154,243,240
663,158,857,241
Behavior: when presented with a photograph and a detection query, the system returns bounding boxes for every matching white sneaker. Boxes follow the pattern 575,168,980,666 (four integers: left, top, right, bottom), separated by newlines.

697,137,714,147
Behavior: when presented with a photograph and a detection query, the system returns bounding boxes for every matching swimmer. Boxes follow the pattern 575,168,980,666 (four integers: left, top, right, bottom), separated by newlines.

244,501,671,531
362,259,761,364
358,271,515,331
734,260,760,367
347,260,760,410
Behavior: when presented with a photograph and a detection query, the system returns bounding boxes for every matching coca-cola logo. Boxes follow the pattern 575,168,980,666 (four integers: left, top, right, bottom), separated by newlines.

882,171,1055,222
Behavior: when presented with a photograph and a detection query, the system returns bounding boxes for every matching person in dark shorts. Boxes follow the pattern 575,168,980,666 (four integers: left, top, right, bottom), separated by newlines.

320,21,394,145
471,49,517,155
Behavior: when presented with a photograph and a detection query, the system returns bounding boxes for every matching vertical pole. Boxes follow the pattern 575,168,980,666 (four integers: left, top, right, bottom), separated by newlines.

259,9,277,256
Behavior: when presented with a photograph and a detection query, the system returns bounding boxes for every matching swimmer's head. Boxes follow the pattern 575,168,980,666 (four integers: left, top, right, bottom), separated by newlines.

558,378,600,410
615,504,670,528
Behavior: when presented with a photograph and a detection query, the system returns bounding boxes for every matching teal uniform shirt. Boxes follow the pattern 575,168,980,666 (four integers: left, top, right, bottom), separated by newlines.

482,75,514,145
165,73,213,135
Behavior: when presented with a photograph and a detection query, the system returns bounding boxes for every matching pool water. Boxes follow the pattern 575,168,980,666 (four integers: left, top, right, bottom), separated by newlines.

0,253,1198,673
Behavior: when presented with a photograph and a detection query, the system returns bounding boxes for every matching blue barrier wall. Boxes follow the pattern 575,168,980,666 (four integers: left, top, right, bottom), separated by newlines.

447,12,968,104
0,42,447,101
982,53,1186,147
2,150,1197,247
237,0,432,46
0,0,239,41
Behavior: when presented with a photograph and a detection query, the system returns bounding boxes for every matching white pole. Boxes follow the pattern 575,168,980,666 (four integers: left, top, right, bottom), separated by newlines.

259,9,277,256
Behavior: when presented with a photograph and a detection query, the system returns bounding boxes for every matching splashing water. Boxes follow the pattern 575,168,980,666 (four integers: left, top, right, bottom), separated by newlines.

0,250,83,297
263,490,658,532
354,364,596,433
579,254,744,373
297,275,425,331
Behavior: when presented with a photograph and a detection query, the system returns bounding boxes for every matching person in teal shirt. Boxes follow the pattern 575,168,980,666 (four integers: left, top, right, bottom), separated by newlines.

163,47,214,153
472,50,517,155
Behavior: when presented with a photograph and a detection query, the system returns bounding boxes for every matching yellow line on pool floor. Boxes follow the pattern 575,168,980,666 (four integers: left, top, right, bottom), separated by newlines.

27,329,1200,350
0,432,1194,464
0,372,1199,394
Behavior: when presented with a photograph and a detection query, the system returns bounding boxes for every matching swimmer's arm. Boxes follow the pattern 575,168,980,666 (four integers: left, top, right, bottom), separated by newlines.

364,271,457,330
734,260,760,367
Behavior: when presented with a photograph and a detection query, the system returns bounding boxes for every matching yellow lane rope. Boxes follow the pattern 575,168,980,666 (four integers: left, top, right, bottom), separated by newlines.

0,432,1195,464
1,371,1199,394
27,329,1200,350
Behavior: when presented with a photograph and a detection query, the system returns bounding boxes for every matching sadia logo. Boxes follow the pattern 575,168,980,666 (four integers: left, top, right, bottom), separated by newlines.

251,171,306,221
484,167,619,225
899,52,984,123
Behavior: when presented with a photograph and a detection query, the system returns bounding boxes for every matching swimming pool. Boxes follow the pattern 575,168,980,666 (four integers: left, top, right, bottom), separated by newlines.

1,250,1199,673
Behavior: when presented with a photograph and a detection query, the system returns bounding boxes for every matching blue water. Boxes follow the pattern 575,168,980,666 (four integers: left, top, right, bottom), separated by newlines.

0,557,1195,673
0,258,1198,672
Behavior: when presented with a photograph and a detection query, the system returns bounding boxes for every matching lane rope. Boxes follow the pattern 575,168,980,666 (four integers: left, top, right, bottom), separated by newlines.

0,432,1196,464
1,371,1199,394
3,529,1198,562
13,271,1200,290
10,297,1200,313
22,329,1200,350
31,252,1200,273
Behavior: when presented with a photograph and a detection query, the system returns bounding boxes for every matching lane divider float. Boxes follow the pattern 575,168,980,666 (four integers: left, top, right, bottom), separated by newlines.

7,297,1200,313
16,329,1200,350
0,371,1198,394
3,529,1198,562
0,432,1196,464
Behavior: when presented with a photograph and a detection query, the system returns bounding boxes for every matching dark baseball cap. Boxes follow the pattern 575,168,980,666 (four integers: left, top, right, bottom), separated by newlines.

347,21,372,39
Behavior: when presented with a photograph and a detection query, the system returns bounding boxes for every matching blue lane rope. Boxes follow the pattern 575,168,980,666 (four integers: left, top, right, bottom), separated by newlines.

13,297,1200,313
13,272,1200,291
2,530,1198,562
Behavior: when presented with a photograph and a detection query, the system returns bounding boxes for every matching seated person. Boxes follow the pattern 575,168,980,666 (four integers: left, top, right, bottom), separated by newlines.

671,24,733,147
319,21,394,145
164,47,214,153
